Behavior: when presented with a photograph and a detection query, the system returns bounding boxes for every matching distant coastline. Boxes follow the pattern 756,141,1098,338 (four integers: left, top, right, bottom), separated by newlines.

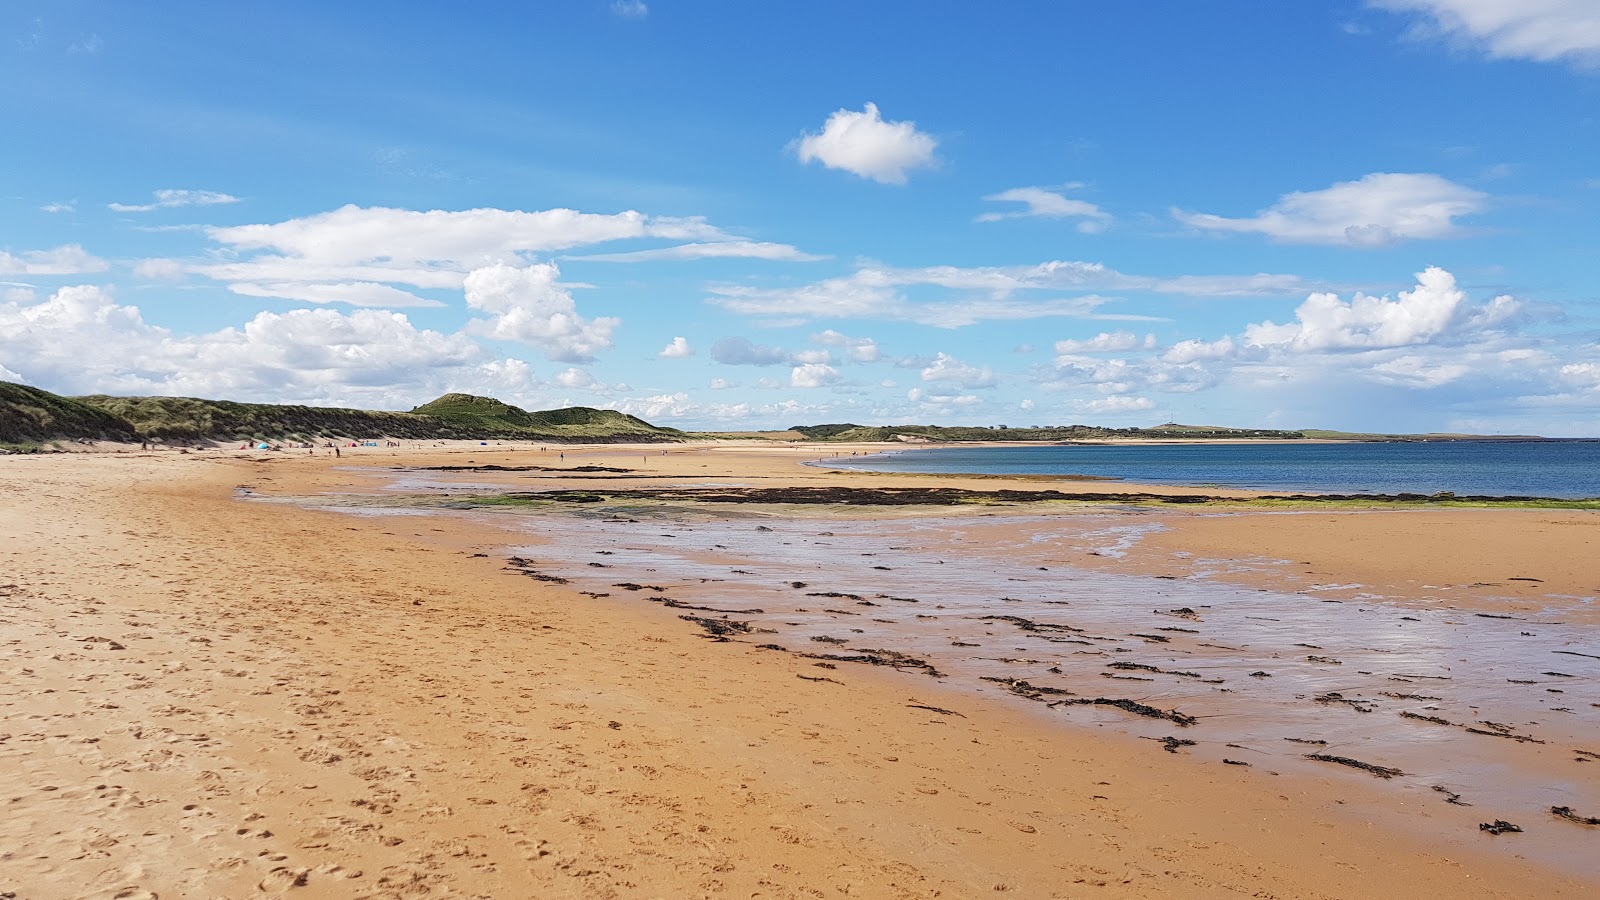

2,379,1586,452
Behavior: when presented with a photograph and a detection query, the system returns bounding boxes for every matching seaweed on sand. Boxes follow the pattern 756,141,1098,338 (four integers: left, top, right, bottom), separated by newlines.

678,615,757,641
802,648,945,677
1304,753,1403,779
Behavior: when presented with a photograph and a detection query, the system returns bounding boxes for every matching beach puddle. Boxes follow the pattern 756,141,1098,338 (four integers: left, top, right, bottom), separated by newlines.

278,475,1600,873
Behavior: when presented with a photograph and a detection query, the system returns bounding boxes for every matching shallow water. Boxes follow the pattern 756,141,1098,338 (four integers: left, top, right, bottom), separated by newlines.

283,472,1600,874
491,508,1600,870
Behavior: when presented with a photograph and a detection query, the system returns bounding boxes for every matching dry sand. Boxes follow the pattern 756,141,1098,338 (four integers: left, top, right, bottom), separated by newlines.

1,441,1595,898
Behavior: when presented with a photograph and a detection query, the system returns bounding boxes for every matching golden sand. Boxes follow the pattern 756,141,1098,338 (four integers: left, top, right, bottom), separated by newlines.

1,442,1594,898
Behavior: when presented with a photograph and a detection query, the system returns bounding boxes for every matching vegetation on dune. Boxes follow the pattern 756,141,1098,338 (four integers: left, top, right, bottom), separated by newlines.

0,382,681,444
0,382,138,444
411,393,676,436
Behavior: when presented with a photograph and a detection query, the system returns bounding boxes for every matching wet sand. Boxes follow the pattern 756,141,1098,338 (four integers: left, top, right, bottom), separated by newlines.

2,441,1596,897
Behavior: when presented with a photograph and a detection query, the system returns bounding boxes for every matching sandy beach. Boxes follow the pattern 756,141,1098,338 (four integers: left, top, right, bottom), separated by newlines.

2,441,1596,898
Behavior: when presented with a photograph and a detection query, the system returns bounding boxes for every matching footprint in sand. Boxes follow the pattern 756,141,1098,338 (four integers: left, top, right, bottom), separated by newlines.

257,866,310,891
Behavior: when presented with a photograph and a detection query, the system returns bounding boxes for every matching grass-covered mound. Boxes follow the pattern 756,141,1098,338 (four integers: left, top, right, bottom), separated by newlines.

0,382,138,445
410,393,674,438
0,382,681,444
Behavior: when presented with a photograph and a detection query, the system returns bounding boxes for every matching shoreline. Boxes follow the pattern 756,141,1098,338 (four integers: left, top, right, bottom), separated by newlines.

2,442,1596,897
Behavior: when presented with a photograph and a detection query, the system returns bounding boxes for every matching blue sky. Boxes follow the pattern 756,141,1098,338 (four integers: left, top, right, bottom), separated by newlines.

3,1,1598,434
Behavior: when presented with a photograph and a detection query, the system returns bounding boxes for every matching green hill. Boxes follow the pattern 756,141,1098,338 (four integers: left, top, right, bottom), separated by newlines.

0,382,138,445
408,392,670,437
0,382,680,444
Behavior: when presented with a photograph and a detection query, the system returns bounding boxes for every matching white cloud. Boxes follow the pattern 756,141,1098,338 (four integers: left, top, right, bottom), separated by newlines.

199,204,729,293
920,353,996,388
1073,395,1155,414
790,363,841,388
794,103,938,185
1053,331,1152,354
708,276,1115,328
228,281,443,309
708,378,733,390
462,263,618,363
556,367,601,390
1559,361,1600,388
132,258,186,281
567,241,825,263
109,189,241,213
0,244,110,276
710,336,794,366
709,260,1310,327
610,0,648,17
1372,0,1600,66
610,392,693,420
211,203,721,266
0,284,483,404
1368,355,1472,387
40,202,75,214
1174,173,1486,246
1162,336,1237,364
977,185,1112,233
659,336,694,358
812,329,880,362
1243,266,1479,350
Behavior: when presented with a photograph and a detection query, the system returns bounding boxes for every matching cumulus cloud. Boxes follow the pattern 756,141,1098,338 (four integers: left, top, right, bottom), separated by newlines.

1559,361,1600,388
659,336,694,358
920,353,996,388
462,263,618,362
977,185,1112,232
1162,335,1237,364
555,367,603,390
109,189,240,213
1174,173,1486,246
710,336,794,366
1372,0,1600,66
40,202,75,214
1037,267,1545,407
0,283,482,404
794,103,938,185
0,244,109,276
790,363,840,388
812,329,880,362
1242,266,1493,350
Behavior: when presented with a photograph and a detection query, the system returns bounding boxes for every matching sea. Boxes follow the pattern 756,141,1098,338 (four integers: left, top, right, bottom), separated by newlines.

814,440,1600,499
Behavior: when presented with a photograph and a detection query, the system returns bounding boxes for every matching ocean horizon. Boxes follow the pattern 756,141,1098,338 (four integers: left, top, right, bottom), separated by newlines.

815,440,1600,499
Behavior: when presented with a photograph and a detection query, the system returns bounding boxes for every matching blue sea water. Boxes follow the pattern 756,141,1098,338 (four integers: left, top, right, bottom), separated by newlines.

817,440,1600,499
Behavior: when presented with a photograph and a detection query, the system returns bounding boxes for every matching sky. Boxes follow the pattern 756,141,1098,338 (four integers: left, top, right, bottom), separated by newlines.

2,1,1598,435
